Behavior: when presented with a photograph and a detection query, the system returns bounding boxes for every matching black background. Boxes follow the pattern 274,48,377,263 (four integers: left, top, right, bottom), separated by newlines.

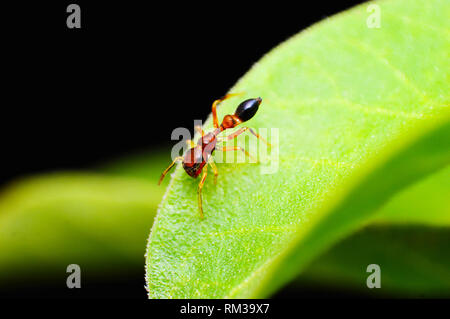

2,0,367,187
1,1,369,298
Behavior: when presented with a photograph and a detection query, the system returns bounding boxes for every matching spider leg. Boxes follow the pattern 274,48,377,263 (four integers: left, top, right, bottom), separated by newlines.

208,158,218,185
211,93,244,128
216,145,257,163
194,125,204,137
186,139,196,148
197,167,208,219
218,126,271,147
158,156,184,185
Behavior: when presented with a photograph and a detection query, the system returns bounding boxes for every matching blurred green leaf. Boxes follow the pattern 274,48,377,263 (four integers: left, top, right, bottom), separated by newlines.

371,165,450,226
296,165,450,297
301,224,450,297
0,173,163,284
146,0,450,298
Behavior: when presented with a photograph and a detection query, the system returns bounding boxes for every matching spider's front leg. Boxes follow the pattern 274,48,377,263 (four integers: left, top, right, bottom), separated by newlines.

197,166,208,219
158,156,184,185
218,126,271,147
208,158,218,185
211,93,244,128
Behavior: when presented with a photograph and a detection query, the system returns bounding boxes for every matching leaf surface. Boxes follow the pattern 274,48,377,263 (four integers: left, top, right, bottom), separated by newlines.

146,0,450,298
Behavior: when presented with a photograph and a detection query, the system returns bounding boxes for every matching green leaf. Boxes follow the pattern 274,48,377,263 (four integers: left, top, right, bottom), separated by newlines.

0,173,163,283
299,165,450,296
300,224,450,297
371,164,450,226
146,0,450,298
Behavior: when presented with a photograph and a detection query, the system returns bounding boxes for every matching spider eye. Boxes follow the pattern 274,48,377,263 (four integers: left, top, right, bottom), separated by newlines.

234,97,262,122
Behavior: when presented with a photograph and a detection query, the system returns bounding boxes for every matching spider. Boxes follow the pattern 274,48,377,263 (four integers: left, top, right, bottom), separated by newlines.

158,93,270,218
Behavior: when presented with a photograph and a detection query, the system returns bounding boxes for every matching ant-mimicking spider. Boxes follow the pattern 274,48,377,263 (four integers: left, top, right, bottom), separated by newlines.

158,93,270,218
